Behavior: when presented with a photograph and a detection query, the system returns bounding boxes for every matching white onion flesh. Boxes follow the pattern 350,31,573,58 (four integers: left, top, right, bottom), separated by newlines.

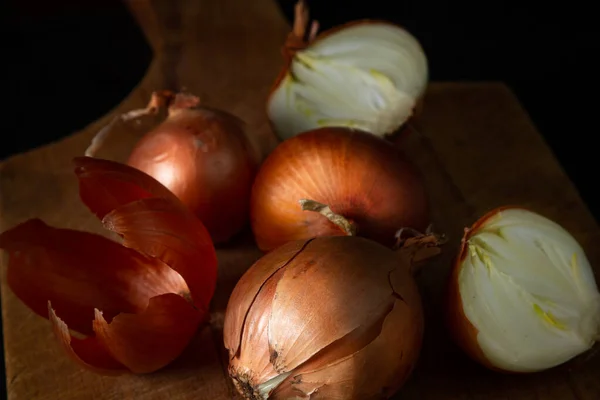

459,208,600,372
268,23,428,141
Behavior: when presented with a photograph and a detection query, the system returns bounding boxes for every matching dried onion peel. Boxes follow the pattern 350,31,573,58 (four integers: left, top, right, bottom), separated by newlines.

224,233,442,399
0,157,218,374
447,206,600,373
267,0,428,141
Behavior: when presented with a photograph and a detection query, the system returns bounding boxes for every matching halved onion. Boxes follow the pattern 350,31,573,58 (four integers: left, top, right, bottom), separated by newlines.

267,0,428,141
447,206,600,373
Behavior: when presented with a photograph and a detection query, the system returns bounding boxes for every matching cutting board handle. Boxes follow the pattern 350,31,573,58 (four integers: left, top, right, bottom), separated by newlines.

124,0,174,53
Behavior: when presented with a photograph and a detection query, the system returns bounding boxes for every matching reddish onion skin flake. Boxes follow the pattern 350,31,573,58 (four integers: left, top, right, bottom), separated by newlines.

0,157,218,374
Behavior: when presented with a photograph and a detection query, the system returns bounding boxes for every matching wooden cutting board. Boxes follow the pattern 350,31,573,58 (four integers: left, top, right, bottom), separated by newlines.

1,0,599,399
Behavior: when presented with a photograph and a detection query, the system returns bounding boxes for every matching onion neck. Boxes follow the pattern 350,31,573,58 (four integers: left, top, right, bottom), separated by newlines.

167,92,201,115
284,0,319,59
299,199,357,236
394,226,445,275
84,90,184,158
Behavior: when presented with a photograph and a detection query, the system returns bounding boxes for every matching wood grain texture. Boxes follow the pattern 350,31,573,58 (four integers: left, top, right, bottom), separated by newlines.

1,0,598,399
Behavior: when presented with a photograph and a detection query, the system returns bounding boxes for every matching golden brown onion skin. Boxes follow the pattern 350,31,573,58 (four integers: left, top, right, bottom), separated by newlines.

250,127,429,251
127,107,257,244
223,235,424,399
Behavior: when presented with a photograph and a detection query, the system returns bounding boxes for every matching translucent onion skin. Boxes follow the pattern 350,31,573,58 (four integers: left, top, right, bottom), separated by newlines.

127,100,257,244
250,127,430,252
0,157,218,374
447,206,600,373
223,235,427,400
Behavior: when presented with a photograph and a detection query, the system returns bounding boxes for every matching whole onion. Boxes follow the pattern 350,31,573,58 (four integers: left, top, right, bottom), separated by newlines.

447,206,600,373
87,91,258,244
250,127,430,251
224,234,441,399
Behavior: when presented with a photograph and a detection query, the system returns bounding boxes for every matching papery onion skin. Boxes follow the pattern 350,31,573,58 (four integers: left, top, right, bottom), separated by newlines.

267,1,428,141
224,235,434,399
447,206,600,373
250,127,430,252
0,157,218,374
127,93,258,244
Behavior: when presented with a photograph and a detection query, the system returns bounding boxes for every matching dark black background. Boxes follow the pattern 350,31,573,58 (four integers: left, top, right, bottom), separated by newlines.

1,0,598,397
